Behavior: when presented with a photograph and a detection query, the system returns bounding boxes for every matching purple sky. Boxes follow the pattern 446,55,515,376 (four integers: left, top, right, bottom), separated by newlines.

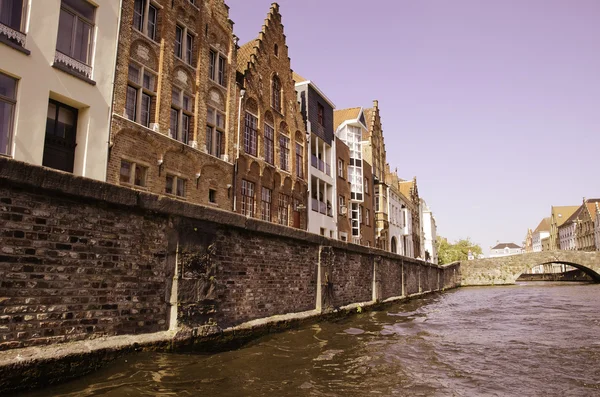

228,0,600,253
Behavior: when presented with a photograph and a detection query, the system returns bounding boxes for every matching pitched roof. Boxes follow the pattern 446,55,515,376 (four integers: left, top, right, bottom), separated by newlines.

399,180,414,198
586,202,598,222
362,108,373,139
333,107,361,131
533,217,551,233
292,72,307,83
491,243,522,250
552,205,580,227
236,39,258,74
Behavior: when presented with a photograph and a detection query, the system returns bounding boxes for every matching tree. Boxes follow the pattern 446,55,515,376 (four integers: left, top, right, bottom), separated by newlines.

436,237,482,265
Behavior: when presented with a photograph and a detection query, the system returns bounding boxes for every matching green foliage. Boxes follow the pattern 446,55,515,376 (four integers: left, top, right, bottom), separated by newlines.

437,237,483,265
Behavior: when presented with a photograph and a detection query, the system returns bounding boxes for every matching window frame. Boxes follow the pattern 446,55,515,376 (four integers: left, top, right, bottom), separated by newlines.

0,0,27,47
241,179,255,217
56,0,96,66
209,49,227,87
295,142,303,178
271,75,281,112
175,24,194,66
125,61,157,128
170,86,193,144
0,72,17,157
206,106,225,157
119,159,148,187
133,0,158,41
243,111,258,157
337,158,344,178
261,187,272,222
263,122,274,164
278,193,289,226
165,173,186,197
279,134,290,172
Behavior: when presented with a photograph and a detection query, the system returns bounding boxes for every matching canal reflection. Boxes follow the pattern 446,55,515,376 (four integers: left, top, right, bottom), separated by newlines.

24,282,600,397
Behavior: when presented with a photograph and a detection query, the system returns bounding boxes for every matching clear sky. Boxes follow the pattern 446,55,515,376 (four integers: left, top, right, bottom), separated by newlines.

227,0,600,254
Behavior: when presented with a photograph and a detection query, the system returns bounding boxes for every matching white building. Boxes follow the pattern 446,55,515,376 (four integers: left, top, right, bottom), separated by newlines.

420,199,438,264
0,0,121,180
334,108,368,245
489,243,523,257
595,203,600,250
388,186,403,254
294,73,337,238
399,191,414,257
532,217,551,252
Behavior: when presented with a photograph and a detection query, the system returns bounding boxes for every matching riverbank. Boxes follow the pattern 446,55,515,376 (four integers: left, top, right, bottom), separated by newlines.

0,290,450,395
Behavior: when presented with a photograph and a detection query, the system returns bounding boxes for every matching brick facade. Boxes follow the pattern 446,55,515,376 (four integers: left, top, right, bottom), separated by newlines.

107,0,237,209
361,161,375,246
336,139,351,241
234,4,308,229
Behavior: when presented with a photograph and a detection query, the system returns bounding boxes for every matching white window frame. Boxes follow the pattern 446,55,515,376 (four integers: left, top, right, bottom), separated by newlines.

0,0,28,46
0,71,17,157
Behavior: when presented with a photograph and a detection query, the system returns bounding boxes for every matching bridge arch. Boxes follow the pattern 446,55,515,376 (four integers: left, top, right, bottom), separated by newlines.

460,251,600,286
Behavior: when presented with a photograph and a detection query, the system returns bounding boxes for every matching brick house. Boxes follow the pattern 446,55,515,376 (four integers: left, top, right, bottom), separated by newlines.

107,0,237,209
335,138,351,242
363,101,389,250
234,4,308,229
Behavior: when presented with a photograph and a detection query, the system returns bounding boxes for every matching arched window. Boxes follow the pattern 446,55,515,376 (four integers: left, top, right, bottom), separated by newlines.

271,75,281,112
391,237,397,254
274,44,279,57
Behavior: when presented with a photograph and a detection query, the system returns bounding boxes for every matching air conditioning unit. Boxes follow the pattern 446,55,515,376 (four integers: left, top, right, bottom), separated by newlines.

340,206,347,215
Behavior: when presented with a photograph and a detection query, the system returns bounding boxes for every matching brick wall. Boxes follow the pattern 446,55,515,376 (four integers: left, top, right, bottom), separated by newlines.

0,158,459,351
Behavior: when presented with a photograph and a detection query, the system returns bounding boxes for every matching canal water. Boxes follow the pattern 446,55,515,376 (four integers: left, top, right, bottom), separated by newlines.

25,283,600,396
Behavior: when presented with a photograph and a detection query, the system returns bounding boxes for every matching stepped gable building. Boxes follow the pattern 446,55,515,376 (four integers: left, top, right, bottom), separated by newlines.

399,177,421,258
293,72,337,237
575,199,600,251
107,0,237,208
362,101,389,250
0,0,120,180
234,3,307,228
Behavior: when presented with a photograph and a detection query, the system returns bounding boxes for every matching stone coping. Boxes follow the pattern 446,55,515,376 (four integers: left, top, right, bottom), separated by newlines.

0,157,440,268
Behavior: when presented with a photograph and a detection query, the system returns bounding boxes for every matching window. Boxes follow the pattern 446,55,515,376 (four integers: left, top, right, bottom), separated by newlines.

243,112,257,156
279,135,289,171
359,205,364,224
317,103,324,126
206,107,225,157
170,87,192,144
0,72,17,156
264,123,274,164
119,160,147,187
274,43,279,57
295,143,303,178
364,178,369,194
365,208,370,226
133,0,157,41
278,193,289,226
338,195,345,214
241,179,255,217
126,62,156,127
261,187,272,222
209,50,227,86
175,25,194,65
43,100,78,173
209,189,216,203
56,0,96,76
338,159,344,178
271,76,281,112
165,174,186,197
0,0,26,46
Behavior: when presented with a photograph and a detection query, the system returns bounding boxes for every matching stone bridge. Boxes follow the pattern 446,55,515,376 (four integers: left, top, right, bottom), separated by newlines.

460,251,600,286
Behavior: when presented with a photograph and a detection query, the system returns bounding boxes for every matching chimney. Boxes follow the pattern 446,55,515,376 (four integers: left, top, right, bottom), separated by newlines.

373,100,378,108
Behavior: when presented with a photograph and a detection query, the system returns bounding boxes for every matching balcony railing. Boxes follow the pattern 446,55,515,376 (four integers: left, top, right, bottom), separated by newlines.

319,201,327,214
325,163,331,176
311,198,318,212
311,155,318,169
0,22,26,46
54,51,93,79
310,154,331,176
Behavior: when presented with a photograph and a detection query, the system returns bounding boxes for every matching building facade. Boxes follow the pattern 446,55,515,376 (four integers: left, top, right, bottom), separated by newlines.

421,199,438,263
107,0,237,208
234,4,307,228
334,107,370,245
399,177,421,258
575,200,599,251
294,73,336,237
1,0,120,180
335,137,351,242
532,217,550,252
489,243,523,257
362,101,389,250
523,228,533,253
549,205,579,250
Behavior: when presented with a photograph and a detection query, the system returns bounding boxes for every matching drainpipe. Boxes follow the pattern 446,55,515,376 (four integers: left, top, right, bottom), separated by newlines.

233,89,246,212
